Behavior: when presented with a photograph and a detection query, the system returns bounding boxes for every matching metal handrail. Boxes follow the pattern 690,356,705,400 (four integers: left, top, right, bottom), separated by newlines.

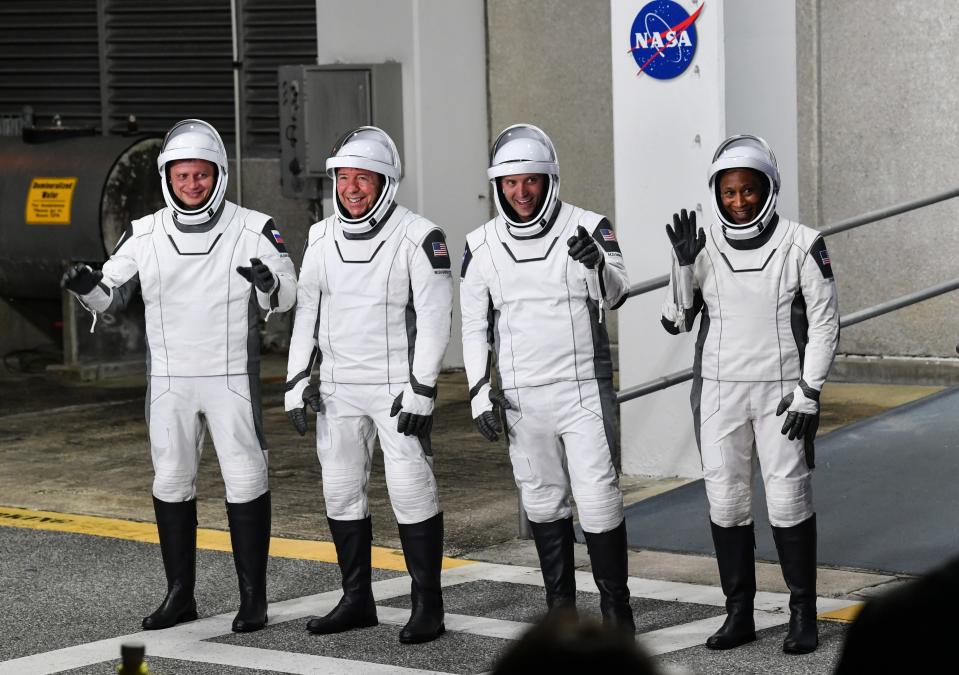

625,186,959,299
616,276,959,404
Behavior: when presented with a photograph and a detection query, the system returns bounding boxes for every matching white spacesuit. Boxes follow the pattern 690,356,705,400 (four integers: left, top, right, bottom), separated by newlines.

460,124,634,632
285,126,452,644
62,119,295,634
661,134,839,654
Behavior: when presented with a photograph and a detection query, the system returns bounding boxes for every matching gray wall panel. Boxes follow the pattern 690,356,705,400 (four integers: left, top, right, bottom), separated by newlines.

816,0,959,358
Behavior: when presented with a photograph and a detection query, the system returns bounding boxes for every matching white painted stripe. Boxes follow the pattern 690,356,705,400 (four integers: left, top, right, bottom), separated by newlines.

155,640,452,675
477,564,856,614
639,611,789,656
376,606,530,641
0,559,859,674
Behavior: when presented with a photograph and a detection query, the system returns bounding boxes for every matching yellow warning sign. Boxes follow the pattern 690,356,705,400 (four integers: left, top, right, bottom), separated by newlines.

25,176,77,225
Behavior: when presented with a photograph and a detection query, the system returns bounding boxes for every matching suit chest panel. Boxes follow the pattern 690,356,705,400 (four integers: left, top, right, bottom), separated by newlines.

139,220,249,308
487,234,578,309
321,231,408,305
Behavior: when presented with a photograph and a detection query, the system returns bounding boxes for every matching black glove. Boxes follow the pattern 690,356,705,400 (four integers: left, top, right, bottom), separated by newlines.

665,209,705,266
390,392,433,438
287,383,322,436
474,389,514,442
236,257,277,293
60,263,102,295
566,226,601,269
775,393,816,441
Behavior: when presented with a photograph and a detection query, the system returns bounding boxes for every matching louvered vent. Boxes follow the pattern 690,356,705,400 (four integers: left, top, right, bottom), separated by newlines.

0,0,316,156
101,0,235,147
240,0,317,157
0,0,101,129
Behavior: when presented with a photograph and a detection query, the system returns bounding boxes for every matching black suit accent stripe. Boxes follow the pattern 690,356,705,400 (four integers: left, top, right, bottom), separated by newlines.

790,290,809,373
718,247,777,273
409,373,437,398
500,235,560,263
166,232,224,256
469,376,490,401
335,239,386,263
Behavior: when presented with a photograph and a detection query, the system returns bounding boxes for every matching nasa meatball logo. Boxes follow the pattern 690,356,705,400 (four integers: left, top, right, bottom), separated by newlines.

629,0,704,79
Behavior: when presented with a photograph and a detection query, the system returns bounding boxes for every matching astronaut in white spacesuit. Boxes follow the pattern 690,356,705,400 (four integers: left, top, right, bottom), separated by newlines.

285,126,452,644
661,135,839,654
61,119,296,633
460,124,634,633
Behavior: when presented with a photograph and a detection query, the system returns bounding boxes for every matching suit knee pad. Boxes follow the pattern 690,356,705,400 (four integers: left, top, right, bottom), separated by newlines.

385,461,439,525
152,466,196,503
322,465,368,520
575,486,624,533
521,484,571,524
765,475,813,528
705,479,752,528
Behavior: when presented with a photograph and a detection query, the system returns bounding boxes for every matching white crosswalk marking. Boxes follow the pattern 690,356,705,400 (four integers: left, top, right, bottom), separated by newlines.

0,560,858,675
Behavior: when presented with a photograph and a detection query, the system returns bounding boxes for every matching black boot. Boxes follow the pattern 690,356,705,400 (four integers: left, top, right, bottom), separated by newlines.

397,512,445,644
583,519,635,635
226,491,271,632
772,514,818,654
706,521,757,650
307,516,378,634
142,497,198,630
529,517,578,615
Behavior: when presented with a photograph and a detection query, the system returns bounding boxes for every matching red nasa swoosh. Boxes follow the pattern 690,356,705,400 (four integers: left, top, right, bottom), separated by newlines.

628,2,705,76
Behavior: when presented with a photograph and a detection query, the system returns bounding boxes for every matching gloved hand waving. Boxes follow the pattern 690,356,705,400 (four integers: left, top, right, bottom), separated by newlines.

665,209,705,266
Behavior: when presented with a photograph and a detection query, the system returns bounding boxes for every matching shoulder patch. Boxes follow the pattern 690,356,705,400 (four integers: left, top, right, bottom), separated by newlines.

421,229,451,271
460,242,473,279
261,219,288,254
809,236,833,279
591,218,622,254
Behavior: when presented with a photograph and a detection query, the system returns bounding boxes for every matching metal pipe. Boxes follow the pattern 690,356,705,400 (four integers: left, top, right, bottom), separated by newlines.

840,277,959,328
617,276,959,404
626,273,669,298
625,186,959,299
616,368,693,404
820,186,959,237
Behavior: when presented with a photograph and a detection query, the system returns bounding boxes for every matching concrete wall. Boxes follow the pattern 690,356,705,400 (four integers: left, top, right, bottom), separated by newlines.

797,0,959,360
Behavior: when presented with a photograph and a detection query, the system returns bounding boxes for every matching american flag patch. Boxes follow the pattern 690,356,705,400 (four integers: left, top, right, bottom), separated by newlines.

600,228,617,242
432,241,448,257
271,229,285,244
819,250,830,266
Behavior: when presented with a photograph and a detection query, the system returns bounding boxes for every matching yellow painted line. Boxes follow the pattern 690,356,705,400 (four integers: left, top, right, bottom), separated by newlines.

0,506,473,572
818,603,864,623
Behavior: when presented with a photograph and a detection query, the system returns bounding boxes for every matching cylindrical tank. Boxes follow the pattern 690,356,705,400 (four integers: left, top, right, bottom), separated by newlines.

0,134,163,299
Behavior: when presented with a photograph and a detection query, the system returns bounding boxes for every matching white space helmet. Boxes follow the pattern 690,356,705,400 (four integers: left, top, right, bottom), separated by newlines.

326,126,401,233
488,124,561,236
157,119,228,225
708,134,780,240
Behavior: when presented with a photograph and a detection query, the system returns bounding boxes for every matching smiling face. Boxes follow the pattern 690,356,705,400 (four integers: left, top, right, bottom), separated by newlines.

500,173,547,222
335,167,384,219
718,168,768,225
169,159,216,208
